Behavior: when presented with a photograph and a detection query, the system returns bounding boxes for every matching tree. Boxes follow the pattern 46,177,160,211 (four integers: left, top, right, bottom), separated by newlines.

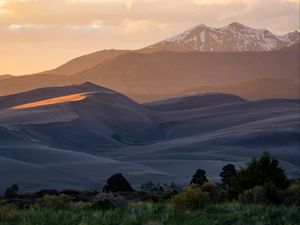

170,181,178,190
140,181,155,192
219,164,237,188
190,169,208,186
102,173,134,193
4,184,19,199
230,152,289,197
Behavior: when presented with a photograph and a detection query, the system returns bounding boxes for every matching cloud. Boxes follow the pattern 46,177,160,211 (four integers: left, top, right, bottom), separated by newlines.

8,23,44,30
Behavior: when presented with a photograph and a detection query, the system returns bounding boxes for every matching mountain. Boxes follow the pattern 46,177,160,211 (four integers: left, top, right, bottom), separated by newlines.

0,83,299,192
43,49,130,76
0,23,299,102
30,23,299,77
0,45,298,101
0,74,14,81
72,47,299,99
144,23,300,52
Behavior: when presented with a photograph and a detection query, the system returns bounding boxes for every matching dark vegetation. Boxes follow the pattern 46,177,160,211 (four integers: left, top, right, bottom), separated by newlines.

0,152,299,225
102,173,135,193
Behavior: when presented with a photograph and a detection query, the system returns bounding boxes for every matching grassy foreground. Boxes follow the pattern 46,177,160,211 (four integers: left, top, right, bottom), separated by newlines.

1,202,299,225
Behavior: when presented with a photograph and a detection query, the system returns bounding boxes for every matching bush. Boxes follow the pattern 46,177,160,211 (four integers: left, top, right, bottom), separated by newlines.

140,181,155,192
0,205,18,221
230,152,289,197
140,181,166,192
171,184,210,211
285,181,300,205
34,189,59,198
201,183,226,203
238,186,266,204
4,185,19,199
34,194,71,209
90,199,115,210
238,183,283,204
95,192,128,207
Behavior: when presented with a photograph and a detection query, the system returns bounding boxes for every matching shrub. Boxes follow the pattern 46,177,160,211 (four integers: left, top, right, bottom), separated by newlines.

34,189,59,198
169,181,178,190
161,190,179,200
201,183,226,203
90,199,115,210
4,185,19,199
190,169,208,186
102,173,134,193
285,181,300,205
140,181,155,192
151,183,164,192
238,183,283,204
95,192,128,207
0,205,18,221
171,184,210,211
230,152,289,197
34,194,71,209
238,186,266,204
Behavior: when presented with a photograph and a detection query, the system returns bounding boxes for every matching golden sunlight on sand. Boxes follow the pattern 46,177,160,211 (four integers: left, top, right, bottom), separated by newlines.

11,93,90,109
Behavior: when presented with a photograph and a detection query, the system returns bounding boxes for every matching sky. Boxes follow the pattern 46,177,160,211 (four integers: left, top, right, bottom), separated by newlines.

0,0,299,75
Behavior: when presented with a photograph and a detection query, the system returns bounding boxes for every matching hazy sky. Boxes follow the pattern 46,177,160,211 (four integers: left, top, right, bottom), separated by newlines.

0,0,299,75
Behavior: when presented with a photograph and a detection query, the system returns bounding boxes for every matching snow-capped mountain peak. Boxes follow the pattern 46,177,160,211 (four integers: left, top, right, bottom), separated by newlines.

145,23,299,52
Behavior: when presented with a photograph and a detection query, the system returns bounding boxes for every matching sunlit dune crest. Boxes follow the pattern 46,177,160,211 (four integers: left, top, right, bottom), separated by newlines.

11,92,91,109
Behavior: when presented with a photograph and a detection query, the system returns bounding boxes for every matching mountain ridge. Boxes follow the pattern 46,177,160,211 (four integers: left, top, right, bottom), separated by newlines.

37,23,299,76
144,22,300,52
0,45,299,101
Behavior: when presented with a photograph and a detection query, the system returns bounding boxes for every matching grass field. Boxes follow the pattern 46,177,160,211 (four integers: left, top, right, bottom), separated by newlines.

1,202,299,225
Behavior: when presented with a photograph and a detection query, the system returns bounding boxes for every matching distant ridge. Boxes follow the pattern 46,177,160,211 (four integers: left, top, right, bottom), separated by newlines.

43,49,130,76
0,45,299,101
0,74,14,81
144,22,300,52
41,23,299,76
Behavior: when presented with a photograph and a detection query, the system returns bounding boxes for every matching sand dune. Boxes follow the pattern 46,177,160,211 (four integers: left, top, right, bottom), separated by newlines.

0,83,299,193
11,92,90,109
145,93,246,111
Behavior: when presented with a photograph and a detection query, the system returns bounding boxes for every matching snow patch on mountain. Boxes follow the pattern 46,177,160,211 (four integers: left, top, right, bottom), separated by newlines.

146,22,300,52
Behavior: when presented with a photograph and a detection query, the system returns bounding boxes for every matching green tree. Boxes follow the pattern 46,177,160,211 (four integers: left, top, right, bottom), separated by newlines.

140,181,155,192
230,152,289,197
4,184,19,199
219,164,237,188
190,169,208,186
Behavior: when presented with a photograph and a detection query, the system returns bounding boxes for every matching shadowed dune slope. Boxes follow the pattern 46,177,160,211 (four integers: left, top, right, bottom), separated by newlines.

145,93,246,111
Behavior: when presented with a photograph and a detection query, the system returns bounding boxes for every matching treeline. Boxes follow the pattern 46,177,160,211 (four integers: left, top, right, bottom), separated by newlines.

1,152,300,211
